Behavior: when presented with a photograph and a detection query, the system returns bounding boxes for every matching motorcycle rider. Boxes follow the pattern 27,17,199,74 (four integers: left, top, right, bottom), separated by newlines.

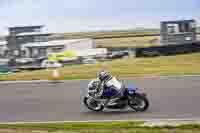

89,70,124,105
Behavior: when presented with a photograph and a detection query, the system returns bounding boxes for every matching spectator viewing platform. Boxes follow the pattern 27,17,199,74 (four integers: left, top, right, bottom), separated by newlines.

160,19,197,45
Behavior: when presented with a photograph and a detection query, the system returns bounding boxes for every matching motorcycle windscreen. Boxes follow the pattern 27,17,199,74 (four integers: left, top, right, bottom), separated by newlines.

127,85,138,94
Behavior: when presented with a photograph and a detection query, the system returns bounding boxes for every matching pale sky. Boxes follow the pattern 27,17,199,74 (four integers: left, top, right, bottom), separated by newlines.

0,0,200,35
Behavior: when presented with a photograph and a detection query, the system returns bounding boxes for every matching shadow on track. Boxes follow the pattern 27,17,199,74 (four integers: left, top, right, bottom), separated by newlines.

82,109,151,115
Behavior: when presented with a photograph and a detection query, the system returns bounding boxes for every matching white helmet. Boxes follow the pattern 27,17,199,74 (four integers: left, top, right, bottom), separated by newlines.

97,70,112,81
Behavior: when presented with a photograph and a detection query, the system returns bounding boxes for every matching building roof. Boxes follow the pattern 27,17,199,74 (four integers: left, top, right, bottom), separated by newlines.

161,19,195,24
22,42,59,48
8,25,44,30
22,38,92,48
16,32,51,37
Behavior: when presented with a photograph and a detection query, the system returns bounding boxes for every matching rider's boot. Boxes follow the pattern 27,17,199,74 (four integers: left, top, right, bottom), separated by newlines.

107,97,120,105
107,95,124,106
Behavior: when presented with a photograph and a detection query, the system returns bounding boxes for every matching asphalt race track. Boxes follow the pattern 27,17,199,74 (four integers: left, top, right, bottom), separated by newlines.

0,76,200,122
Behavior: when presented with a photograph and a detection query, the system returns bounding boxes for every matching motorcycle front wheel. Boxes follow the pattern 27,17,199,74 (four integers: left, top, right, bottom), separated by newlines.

83,96,104,112
128,93,149,112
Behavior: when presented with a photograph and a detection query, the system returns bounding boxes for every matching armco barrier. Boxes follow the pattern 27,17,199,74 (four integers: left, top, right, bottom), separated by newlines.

135,42,200,57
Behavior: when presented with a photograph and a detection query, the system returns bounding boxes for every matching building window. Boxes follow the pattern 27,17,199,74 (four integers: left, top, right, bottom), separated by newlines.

17,37,24,40
167,24,179,34
167,22,194,34
34,36,41,42
34,36,45,42
34,28,41,32
32,48,39,57
10,30,16,35
190,22,196,29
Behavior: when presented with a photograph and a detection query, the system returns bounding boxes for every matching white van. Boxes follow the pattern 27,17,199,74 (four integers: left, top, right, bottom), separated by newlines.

41,60,63,68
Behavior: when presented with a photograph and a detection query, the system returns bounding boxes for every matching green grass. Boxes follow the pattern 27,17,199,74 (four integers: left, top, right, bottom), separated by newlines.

52,29,200,41
59,30,159,39
0,121,143,131
0,53,200,81
95,36,160,48
0,121,200,133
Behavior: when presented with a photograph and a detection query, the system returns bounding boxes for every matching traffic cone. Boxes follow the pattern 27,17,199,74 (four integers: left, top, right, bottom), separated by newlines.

50,69,62,81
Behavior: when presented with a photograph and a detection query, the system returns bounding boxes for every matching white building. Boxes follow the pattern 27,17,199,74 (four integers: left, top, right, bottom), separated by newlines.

22,38,107,58
47,38,95,53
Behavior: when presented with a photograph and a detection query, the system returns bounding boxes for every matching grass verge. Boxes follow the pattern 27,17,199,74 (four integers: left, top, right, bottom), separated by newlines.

0,53,200,81
95,36,160,48
0,121,200,133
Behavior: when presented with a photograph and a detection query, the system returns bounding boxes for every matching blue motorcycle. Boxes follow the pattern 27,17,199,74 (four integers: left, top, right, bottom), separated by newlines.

83,81,149,112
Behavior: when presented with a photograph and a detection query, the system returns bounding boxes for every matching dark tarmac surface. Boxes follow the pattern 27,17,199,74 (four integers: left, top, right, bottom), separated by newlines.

0,76,200,122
